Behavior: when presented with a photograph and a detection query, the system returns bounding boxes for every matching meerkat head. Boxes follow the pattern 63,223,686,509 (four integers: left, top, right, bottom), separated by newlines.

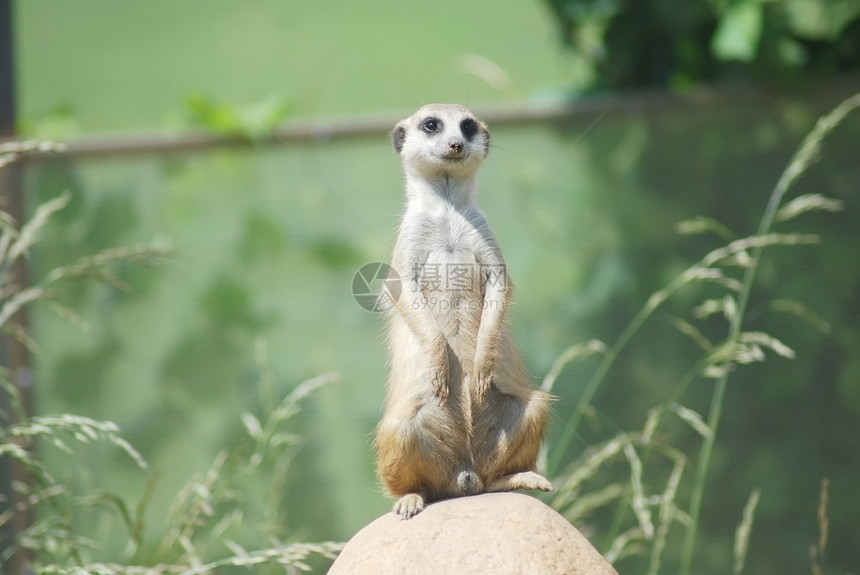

392,104,490,181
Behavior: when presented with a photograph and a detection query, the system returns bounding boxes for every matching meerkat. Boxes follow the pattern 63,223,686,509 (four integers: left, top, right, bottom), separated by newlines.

375,103,552,519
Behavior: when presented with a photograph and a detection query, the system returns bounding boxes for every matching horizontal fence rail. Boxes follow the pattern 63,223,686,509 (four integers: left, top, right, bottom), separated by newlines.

5,80,858,163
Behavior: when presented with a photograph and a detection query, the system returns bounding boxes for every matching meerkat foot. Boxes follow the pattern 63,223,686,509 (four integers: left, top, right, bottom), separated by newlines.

394,493,426,519
486,471,553,494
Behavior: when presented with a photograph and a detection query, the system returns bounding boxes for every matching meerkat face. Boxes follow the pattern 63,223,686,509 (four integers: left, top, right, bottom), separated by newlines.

392,104,490,179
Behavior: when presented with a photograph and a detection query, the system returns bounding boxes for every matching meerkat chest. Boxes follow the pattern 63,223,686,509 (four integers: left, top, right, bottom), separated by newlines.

411,208,489,289
426,211,479,260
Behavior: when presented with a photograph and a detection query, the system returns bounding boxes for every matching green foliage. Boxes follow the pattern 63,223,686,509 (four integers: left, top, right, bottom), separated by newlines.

175,93,291,141
545,92,860,573
0,360,342,573
146,356,342,571
0,188,169,353
542,0,860,89
0,168,341,572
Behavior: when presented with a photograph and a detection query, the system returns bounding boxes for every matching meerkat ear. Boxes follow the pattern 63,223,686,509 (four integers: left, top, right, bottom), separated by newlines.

392,125,407,154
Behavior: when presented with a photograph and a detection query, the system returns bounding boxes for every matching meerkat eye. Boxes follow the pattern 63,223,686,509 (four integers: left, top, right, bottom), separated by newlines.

460,118,478,138
422,118,441,134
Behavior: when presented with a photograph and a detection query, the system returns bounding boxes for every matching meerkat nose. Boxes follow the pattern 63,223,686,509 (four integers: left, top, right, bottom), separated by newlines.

448,139,465,154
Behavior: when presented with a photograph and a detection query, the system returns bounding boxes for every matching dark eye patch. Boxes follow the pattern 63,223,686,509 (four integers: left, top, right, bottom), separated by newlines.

460,118,478,138
422,118,441,134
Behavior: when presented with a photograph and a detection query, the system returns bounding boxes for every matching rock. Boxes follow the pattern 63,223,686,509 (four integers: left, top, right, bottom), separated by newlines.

327,492,619,575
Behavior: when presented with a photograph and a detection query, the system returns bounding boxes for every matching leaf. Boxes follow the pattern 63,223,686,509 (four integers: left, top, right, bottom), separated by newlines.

784,0,860,40
641,407,663,446
671,404,713,439
561,482,625,523
552,434,626,509
605,527,646,564
184,93,242,134
623,442,654,539
241,412,263,440
700,233,819,269
691,268,743,292
733,488,761,575
722,249,755,269
693,295,737,323
0,286,46,329
712,2,764,62
237,94,292,140
649,453,686,575
740,331,795,359
541,340,608,392
226,538,248,557
776,193,844,222
701,331,794,380
6,191,71,265
675,216,736,241
44,300,95,336
667,316,713,352
704,363,732,379
182,93,291,140
770,299,831,333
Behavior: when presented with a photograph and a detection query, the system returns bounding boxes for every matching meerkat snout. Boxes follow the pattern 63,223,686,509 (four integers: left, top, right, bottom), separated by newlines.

448,139,464,155
391,104,490,180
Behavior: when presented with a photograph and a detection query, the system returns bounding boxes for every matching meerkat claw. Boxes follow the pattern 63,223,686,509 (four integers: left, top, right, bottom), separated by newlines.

432,374,449,404
394,493,426,519
474,365,495,398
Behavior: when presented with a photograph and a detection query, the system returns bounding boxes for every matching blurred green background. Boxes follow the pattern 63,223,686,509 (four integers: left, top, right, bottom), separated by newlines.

5,1,860,574
17,0,570,133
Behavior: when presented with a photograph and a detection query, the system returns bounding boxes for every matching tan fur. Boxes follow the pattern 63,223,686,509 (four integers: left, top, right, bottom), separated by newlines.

375,104,552,519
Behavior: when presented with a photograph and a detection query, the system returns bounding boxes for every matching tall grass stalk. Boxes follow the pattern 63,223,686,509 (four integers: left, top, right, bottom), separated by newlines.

547,231,819,476
678,92,860,575
546,92,859,572
0,184,168,569
810,478,829,575
1,181,343,572
32,541,345,575
732,488,760,575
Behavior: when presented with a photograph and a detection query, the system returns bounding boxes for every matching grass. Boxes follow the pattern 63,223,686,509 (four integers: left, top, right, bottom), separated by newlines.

0,153,343,572
545,91,860,573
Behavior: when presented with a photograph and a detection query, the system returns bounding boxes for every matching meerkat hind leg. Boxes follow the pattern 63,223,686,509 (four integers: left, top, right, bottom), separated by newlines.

394,493,426,519
485,470,553,494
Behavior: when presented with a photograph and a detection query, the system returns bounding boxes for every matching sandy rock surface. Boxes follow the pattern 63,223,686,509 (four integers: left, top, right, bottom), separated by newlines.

328,492,619,575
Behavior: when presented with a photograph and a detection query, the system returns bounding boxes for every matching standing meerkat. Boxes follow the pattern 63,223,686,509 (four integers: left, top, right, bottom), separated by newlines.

375,103,552,519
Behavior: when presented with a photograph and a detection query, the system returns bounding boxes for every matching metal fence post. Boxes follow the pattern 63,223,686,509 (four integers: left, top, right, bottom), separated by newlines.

0,1,34,573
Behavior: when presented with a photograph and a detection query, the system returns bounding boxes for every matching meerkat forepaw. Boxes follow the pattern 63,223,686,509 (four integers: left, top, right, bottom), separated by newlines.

431,372,449,404
430,343,450,403
394,493,425,519
473,365,495,398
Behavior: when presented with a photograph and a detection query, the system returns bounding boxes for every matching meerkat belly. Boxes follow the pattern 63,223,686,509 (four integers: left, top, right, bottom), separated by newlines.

417,246,484,353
